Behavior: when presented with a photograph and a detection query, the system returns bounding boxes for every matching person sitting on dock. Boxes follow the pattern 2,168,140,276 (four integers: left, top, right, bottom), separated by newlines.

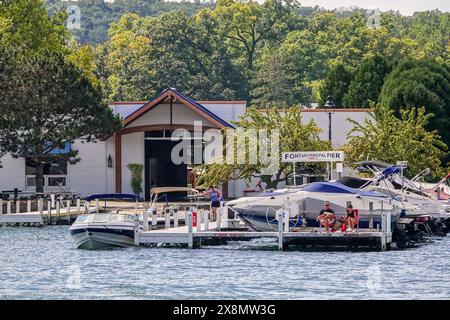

201,186,222,221
342,204,359,232
317,201,336,233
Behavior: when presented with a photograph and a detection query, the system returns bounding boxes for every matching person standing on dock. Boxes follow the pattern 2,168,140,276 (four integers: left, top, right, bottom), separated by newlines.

202,186,222,221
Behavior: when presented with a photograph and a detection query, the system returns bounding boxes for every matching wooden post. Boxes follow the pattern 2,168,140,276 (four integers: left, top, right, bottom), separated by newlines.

50,194,55,208
380,212,387,251
174,211,179,228
56,201,60,222
27,199,31,213
284,210,289,233
95,199,99,213
7,201,11,214
47,201,51,222
143,208,150,231
197,209,203,232
369,202,374,230
165,212,170,229
66,200,71,223
15,200,20,213
76,198,81,215
187,211,193,249
278,211,284,251
216,206,222,231
204,211,209,230
152,208,157,226
134,223,140,246
38,198,43,222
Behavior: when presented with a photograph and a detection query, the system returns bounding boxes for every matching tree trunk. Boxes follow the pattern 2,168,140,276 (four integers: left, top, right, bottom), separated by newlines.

35,161,44,194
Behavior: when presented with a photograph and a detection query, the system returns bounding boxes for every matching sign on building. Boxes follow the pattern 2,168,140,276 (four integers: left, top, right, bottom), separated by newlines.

282,151,344,163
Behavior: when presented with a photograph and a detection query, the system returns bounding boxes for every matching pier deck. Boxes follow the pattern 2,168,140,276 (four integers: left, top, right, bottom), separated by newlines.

138,211,392,251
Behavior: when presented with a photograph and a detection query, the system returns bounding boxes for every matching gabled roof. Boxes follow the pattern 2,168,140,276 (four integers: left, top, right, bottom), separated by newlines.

123,88,234,128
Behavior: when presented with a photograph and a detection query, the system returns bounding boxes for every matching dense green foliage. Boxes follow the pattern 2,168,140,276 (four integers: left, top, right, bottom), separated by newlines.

45,0,210,44
344,104,448,178
43,1,450,104
1,0,450,177
0,0,121,192
318,63,352,107
343,54,391,108
196,107,331,188
380,58,450,159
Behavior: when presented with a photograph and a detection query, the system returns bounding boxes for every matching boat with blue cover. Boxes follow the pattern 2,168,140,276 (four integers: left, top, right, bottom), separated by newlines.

69,193,142,250
227,181,405,232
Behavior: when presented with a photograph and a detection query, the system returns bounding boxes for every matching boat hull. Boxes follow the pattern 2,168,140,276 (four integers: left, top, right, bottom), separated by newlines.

69,226,135,250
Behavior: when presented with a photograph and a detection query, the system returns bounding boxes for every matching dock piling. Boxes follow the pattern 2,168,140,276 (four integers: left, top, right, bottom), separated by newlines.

369,202,374,229
16,200,20,213
76,198,81,216
66,200,71,223
174,211,179,228
165,212,170,229
56,201,60,222
216,206,222,231
47,200,52,223
152,209,157,227
95,199,99,213
187,211,193,249
50,194,55,208
204,211,209,230
38,198,43,222
27,199,31,213
277,211,284,251
0,199,2,214
7,201,11,214
143,208,150,231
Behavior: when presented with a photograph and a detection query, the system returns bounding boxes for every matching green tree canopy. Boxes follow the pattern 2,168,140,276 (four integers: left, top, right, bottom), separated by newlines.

0,0,68,56
343,54,391,108
380,58,450,155
318,63,352,107
196,107,331,189
0,49,121,192
343,104,448,178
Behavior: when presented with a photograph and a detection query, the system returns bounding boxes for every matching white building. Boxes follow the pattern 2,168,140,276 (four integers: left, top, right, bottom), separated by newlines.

0,88,370,199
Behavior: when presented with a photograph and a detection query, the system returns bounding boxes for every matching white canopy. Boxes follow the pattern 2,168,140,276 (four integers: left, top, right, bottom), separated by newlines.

150,187,200,195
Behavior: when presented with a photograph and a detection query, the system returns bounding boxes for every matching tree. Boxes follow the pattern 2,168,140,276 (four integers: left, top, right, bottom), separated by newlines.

251,51,299,107
318,63,352,107
343,54,391,107
343,104,448,178
380,58,450,156
0,49,121,193
0,0,68,56
211,0,299,71
196,107,331,189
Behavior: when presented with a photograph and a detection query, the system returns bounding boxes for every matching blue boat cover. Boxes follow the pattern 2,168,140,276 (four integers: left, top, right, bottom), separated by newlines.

381,166,400,177
303,182,386,198
84,193,140,201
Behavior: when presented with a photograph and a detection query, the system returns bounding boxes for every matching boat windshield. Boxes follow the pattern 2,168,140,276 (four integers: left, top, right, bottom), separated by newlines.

74,213,136,224
109,214,136,222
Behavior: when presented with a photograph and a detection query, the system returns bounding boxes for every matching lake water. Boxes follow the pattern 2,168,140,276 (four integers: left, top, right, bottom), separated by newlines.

0,226,449,300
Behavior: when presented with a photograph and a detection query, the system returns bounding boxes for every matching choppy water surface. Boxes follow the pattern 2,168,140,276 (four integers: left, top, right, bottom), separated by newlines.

0,226,449,299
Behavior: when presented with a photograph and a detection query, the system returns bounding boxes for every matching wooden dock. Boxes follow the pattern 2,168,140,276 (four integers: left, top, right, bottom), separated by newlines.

137,208,393,251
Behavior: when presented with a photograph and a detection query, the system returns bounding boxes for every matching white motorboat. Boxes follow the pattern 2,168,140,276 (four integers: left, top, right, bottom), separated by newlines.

69,194,141,250
227,181,402,232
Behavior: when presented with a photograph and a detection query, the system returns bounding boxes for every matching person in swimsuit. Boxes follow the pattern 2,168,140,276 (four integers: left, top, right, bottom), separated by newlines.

317,201,336,233
343,204,358,232
202,186,222,221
